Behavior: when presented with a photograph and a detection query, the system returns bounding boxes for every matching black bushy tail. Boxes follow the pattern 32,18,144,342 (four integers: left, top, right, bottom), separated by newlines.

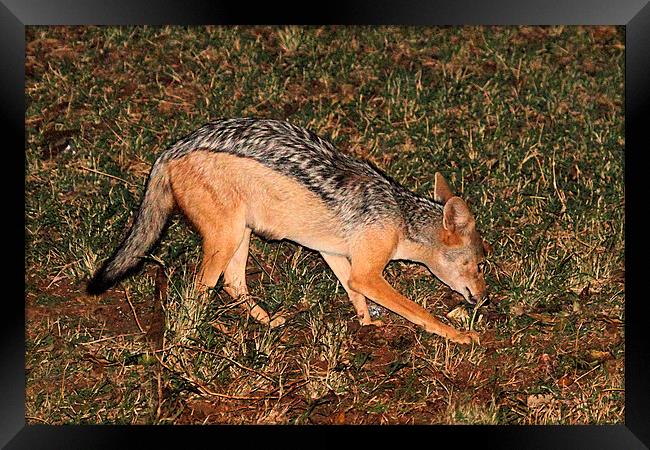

86,162,175,295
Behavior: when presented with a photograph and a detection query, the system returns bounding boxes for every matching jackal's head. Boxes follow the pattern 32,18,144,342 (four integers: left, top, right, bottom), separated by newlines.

423,173,489,304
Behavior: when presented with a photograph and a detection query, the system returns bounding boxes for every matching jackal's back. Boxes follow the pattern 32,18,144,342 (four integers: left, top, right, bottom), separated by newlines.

158,118,413,229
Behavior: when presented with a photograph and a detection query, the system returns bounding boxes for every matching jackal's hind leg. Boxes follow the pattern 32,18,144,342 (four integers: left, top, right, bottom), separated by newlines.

193,217,246,292
223,228,285,328
320,252,384,327
169,157,245,293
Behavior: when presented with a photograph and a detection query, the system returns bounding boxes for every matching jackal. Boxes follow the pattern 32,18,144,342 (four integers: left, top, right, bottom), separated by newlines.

87,118,488,344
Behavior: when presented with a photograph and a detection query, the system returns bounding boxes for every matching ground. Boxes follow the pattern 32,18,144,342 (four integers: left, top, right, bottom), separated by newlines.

25,25,624,424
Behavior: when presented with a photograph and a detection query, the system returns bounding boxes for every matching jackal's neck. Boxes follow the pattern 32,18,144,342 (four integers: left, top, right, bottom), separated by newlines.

394,187,443,245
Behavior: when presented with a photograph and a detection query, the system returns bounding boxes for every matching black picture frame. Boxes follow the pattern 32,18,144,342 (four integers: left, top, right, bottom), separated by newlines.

6,0,648,448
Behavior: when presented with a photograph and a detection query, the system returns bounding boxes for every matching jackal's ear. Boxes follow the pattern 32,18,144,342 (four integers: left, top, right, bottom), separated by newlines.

442,197,475,235
434,172,454,204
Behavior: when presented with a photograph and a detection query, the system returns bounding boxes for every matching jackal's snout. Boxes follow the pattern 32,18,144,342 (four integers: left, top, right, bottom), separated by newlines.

465,283,488,305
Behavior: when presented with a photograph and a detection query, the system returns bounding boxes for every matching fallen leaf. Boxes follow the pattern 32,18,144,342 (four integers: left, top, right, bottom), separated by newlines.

446,305,470,324
557,375,574,388
526,312,559,325
527,393,554,408
510,304,525,317
587,350,612,363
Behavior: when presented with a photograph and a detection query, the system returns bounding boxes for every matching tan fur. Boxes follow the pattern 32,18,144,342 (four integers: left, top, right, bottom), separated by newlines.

166,151,480,344
169,151,348,253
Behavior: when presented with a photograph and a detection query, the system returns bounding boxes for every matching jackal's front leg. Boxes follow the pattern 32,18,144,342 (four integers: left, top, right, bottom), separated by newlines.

320,252,384,327
349,273,479,344
347,228,479,345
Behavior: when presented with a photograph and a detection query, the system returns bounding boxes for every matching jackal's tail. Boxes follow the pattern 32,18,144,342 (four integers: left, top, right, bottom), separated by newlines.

86,162,175,295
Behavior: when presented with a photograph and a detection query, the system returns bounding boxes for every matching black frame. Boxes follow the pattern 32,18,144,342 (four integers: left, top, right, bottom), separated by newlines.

6,0,648,448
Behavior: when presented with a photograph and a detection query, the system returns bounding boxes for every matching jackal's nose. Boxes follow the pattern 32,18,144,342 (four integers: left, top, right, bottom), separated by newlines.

466,288,488,306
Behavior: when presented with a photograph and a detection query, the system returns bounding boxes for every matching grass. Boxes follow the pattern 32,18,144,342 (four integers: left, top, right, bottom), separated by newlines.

25,25,624,424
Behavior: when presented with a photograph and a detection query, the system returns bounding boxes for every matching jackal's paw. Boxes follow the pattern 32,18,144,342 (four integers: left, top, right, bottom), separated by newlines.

269,315,286,328
451,330,480,345
361,318,385,328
